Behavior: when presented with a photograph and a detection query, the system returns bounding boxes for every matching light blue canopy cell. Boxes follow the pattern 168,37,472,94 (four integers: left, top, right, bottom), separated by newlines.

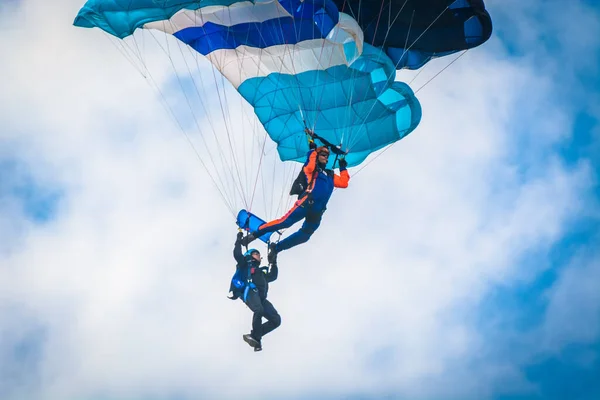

74,0,422,167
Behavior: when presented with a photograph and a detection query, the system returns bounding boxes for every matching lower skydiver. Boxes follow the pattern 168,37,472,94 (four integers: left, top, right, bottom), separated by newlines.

229,231,281,352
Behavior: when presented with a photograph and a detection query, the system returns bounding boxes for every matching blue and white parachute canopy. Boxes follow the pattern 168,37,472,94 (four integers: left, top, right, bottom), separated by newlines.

74,0,422,167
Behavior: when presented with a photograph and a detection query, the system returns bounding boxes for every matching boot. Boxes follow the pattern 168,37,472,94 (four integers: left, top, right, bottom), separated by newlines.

241,233,256,247
243,333,261,350
268,243,278,264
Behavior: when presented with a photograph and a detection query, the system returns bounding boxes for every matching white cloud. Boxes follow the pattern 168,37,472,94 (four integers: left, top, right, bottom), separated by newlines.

1,1,599,399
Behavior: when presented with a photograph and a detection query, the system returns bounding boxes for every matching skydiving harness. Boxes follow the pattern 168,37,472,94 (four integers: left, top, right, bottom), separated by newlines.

229,228,277,301
289,129,347,198
228,259,258,302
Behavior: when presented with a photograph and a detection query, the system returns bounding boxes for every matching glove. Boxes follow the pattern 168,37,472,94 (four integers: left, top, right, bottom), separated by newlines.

339,158,348,169
309,140,317,150
236,231,244,243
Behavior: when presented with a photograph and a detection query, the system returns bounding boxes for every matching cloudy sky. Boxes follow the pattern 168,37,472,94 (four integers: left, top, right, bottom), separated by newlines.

1,0,599,399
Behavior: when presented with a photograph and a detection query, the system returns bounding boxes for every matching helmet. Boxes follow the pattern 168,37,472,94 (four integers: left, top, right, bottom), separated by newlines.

244,249,260,261
316,146,330,156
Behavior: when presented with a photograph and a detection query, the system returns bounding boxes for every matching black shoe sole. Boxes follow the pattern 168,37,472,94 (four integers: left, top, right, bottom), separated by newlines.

243,335,260,349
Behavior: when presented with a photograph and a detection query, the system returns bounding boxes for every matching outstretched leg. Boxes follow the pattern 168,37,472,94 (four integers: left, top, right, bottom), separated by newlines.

275,212,322,252
243,199,308,246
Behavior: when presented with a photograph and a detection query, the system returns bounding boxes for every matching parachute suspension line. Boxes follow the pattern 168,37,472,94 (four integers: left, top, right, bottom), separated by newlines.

247,4,273,216
346,4,451,153
308,0,365,152
171,11,238,209
338,61,359,150
316,0,363,140
112,32,237,217
216,67,248,203
104,34,147,76
115,27,146,70
269,155,277,220
338,0,399,148
170,30,243,204
299,106,309,132
282,163,300,217
296,8,330,144
284,6,320,135
311,5,340,131
414,50,468,94
341,3,410,152
156,27,247,214
147,29,236,202
187,10,246,206
402,10,415,54
229,18,272,212
371,0,388,46
237,16,274,216
333,0,411,153
393,5,450,70
272,165,296,235
332,0,365,150
249,118,263,214
245,17,269,215
350,51,468,180
231,14,260,208
218,10,292,219
408,54,433,85
258,121,276,220
248,128,269,214
184,16,249,210
241,94,249,205
179,44,221,135
345,143,391,179
349,6,414,149
239,7,309,220
237,14,256,206
270,149,297,225
206,47,249,210
311,12,345,146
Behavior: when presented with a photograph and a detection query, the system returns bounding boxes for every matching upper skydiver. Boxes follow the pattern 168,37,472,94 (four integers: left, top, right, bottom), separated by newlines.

241,129,350,260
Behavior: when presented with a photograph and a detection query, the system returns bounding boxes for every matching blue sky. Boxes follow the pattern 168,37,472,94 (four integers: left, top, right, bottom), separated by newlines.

461,2,600,398
1,1,600,399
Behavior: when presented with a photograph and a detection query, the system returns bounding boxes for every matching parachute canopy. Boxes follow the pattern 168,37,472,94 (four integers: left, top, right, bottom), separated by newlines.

332,0,493,69
74,0,422,168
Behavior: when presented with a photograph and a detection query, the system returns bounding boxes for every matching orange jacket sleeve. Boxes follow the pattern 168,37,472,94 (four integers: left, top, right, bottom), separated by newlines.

333,169,350,188
303,150,318,182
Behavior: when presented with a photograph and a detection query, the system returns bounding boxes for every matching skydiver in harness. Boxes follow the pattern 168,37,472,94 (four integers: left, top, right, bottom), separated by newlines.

229,231,281,352
240,128,350,261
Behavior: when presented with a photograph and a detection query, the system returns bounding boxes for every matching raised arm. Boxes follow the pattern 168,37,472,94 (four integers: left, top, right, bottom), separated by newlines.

302,150,318,179
333,159,350,188
333,170,350,188
233,232,245,264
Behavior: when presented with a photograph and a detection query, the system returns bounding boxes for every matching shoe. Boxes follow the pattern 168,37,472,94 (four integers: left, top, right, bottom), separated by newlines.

267,243,278,264
241,233,256,247
243,333,261,349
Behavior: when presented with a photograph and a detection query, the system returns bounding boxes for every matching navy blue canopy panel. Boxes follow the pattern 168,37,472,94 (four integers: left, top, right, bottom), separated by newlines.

332,0,493,69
